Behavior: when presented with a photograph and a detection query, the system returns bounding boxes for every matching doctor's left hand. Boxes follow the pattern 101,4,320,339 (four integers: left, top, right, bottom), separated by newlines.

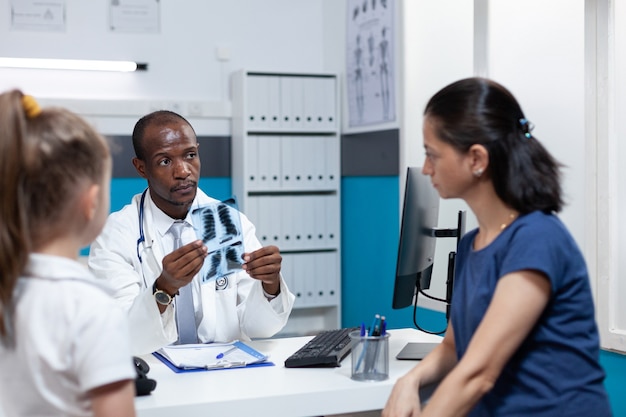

242,245,282,296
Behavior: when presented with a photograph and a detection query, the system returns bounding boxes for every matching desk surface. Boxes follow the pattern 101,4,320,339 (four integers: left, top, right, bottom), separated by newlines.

135,328,442,417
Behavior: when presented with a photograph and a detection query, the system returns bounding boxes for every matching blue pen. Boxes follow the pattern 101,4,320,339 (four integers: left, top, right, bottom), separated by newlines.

215,346,238,359
360,322,366,337
380,316,387,336
356,314,381,372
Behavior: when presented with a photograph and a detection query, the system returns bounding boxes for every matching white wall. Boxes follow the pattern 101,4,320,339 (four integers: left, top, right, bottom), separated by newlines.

400,0,476,311
401,0,589,314
0,0,335,135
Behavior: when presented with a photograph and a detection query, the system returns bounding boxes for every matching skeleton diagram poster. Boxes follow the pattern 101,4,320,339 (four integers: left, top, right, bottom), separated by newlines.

346,0,396,128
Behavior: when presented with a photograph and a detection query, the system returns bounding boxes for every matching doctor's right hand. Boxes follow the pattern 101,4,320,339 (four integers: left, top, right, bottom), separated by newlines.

156,240,208,296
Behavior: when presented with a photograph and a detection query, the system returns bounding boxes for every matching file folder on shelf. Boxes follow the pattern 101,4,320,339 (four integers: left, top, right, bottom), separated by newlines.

154,340,271,373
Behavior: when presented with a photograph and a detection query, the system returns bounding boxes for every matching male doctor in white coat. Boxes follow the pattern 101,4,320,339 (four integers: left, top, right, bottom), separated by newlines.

88,110,295,355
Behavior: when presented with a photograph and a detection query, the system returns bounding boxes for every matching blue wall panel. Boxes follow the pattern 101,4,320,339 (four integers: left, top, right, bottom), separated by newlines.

340,176,446,333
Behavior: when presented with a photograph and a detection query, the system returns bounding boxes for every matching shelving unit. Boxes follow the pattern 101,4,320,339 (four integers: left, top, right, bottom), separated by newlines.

231,70,341,334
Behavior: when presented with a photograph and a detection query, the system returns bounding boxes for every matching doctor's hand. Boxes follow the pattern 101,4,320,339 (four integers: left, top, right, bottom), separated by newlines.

242,245,282,296
157,240,208,297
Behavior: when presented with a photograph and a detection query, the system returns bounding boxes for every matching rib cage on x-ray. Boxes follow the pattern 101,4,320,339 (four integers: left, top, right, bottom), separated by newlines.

191,198,245,284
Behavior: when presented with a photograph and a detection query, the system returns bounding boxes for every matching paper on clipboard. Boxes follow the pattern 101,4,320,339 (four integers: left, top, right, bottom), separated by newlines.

156,341,268,370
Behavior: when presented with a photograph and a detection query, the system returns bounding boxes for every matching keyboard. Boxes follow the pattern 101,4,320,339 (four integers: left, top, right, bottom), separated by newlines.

284,327,359,368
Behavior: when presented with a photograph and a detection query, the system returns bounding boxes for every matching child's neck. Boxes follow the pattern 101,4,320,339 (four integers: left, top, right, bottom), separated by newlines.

32,237,80,260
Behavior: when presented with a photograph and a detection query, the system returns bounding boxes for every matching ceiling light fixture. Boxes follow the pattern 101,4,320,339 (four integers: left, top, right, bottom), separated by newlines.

0,57,148,72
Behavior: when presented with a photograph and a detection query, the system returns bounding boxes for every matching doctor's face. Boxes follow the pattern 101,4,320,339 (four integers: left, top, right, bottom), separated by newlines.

133,119,201,219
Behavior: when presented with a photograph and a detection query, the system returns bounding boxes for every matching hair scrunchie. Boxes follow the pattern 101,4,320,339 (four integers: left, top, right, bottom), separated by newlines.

22,95,42,119
518,118,534,139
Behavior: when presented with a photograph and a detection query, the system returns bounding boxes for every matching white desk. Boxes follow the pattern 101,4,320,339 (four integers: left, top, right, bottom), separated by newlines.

135,328,442,417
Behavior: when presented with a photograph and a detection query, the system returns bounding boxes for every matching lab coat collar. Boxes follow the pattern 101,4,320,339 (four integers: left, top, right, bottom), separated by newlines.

145,188,197,239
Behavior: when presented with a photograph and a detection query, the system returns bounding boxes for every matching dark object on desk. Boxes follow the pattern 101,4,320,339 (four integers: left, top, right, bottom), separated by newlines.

134,356,157,396
395,342,440,360
285,327,359,368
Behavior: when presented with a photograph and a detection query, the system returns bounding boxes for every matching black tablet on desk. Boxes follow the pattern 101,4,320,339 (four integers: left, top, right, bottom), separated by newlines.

396,342,440,360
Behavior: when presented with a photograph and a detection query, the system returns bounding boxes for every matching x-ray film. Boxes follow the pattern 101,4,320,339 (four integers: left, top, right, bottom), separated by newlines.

191,197,245,283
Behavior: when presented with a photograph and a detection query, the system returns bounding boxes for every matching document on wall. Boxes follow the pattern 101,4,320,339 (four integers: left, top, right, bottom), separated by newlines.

155,341,269,371
109,0,160,33
10,0,66,32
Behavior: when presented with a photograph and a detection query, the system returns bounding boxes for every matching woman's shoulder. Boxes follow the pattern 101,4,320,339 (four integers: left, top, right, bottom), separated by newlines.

514,211,571,239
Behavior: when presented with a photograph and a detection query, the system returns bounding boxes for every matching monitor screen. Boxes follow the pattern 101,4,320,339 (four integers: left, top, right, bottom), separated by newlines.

392,167,440,309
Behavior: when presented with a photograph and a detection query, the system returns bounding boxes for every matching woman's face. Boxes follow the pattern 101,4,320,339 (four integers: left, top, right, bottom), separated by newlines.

421,116,475,200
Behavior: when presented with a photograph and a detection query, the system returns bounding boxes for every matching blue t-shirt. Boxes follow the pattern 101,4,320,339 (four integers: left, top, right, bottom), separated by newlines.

452,211,611,417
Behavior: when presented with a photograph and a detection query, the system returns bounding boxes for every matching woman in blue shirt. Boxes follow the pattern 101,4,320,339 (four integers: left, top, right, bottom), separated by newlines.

383,77,611,417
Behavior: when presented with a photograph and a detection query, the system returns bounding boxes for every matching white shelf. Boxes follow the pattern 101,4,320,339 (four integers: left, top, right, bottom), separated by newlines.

231,70,341,332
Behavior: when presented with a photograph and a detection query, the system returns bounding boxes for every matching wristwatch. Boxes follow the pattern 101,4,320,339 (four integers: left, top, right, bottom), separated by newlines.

153,282,175,306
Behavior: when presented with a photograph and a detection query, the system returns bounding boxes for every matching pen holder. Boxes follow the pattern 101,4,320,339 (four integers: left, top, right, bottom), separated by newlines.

349,330,390,382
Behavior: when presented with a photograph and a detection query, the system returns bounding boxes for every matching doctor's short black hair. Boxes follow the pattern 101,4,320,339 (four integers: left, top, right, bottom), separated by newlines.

132,110,196,160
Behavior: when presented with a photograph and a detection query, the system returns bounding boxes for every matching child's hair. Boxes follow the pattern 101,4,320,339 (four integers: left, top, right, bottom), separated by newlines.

424,77,564,214
0,90,110,339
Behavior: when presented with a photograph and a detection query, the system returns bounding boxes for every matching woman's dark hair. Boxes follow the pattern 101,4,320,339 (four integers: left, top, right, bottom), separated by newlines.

424,77,564,213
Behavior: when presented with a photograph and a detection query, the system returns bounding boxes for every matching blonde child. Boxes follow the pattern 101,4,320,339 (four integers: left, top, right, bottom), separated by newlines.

0,90,136,416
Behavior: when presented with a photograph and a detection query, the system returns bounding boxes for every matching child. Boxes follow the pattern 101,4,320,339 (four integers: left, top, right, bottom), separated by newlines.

0,90,136,416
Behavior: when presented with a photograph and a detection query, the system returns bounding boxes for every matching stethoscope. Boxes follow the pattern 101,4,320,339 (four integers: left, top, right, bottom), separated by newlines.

136,189,149,264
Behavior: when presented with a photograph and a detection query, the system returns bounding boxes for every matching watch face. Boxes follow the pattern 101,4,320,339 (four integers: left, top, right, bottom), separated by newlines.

154,290,172,305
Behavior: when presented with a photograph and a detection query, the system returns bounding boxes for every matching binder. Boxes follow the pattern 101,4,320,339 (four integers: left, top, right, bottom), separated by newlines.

322,77,337,130
154,340,272,373
246,75,263,129
280,135,297,191
246,135,259,191
257,135,282,190
267,76,281,130
324,135,340,190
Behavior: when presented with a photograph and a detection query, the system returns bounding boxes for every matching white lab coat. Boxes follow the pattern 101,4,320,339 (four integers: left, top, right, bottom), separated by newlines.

88,188,295,355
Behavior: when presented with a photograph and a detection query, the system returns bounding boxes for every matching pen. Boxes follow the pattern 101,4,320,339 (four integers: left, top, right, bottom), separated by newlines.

216,346,238,359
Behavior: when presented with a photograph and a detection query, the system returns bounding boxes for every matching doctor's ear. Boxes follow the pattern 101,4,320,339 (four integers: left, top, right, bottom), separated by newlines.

132,157,147,179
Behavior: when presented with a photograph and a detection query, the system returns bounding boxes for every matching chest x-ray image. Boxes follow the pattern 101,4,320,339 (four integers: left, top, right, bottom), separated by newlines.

191,198,245,283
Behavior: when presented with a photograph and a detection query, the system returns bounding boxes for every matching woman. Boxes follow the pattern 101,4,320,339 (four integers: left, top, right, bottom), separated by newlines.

383,77,611,416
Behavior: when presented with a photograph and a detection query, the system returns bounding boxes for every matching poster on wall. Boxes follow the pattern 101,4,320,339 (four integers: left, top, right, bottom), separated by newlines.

10,0,66,32
109,0,160,33
346,0,396,128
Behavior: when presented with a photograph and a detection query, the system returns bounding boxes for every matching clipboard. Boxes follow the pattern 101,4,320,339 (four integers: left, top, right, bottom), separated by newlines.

154,340,274,373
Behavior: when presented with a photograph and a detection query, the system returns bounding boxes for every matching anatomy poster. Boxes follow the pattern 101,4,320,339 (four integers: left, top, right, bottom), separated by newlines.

346,0,396,128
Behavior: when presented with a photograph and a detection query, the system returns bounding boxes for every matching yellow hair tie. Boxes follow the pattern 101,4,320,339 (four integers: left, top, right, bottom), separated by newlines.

22,95,42,118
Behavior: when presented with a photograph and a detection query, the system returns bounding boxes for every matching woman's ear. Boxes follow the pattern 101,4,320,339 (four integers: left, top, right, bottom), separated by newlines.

468,144,489,175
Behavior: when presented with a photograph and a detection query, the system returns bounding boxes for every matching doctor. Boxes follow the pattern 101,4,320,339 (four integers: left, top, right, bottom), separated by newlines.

88,110,295,355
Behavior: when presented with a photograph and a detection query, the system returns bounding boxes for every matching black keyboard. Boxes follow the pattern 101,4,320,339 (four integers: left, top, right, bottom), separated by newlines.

284,327,359,368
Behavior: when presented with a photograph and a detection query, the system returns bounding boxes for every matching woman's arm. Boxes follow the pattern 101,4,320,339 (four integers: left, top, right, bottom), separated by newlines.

420,269,551,417
90,379,136,417
382,323,458,417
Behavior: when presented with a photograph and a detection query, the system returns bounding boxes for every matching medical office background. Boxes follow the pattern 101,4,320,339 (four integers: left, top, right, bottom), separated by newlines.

2,0,626,414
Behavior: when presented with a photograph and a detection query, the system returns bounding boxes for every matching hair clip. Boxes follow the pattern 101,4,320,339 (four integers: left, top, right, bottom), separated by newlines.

22,95,42,119
518,118,534,139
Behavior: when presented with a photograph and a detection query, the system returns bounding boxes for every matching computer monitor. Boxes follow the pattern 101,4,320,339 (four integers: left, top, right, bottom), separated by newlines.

392,167,466,360
392,167,441,310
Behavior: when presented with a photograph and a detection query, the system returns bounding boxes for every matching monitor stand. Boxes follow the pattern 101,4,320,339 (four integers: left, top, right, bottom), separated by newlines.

395,342,440,360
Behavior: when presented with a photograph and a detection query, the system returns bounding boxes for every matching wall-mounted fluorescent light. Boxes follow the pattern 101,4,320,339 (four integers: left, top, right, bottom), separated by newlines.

0,58,148,72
